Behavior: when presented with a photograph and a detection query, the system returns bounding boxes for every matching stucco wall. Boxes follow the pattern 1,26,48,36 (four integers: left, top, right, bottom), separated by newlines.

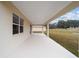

0,2,31,57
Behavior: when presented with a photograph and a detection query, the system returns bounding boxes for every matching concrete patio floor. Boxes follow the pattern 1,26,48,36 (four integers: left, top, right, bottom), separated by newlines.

8,33,76,58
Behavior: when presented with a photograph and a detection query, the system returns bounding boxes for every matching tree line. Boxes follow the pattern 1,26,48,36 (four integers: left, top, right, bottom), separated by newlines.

49,20,79,29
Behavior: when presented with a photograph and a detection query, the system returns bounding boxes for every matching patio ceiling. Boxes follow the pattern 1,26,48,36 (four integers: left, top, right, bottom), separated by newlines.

12,1,71,25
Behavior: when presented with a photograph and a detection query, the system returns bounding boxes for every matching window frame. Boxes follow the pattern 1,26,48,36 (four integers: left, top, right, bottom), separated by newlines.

13,13,24,35
20,17,24,33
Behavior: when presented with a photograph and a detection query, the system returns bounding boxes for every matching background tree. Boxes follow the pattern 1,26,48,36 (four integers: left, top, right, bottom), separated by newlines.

49,20,79,29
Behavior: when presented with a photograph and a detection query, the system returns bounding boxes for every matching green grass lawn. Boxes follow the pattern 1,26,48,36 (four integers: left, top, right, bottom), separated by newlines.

49,29,79,57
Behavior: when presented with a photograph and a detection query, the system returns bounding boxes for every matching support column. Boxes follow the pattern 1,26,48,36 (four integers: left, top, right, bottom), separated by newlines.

47,24,49,36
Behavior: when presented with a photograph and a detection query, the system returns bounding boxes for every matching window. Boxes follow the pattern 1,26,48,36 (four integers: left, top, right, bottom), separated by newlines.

20,18,24,25
13,13,24,34
13,25,19,34
13,14,19,24
20,26,23,33
20,18,24,33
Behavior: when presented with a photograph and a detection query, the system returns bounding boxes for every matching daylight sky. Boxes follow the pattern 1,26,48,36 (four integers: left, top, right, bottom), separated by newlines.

50,7,79,24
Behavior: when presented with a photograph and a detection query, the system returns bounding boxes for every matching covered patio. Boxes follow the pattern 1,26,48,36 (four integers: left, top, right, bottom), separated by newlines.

0,1,79,58
8,33,76,58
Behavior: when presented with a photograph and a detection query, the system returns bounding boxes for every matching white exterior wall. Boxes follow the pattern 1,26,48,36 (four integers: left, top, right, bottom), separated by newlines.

0,2,31,57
